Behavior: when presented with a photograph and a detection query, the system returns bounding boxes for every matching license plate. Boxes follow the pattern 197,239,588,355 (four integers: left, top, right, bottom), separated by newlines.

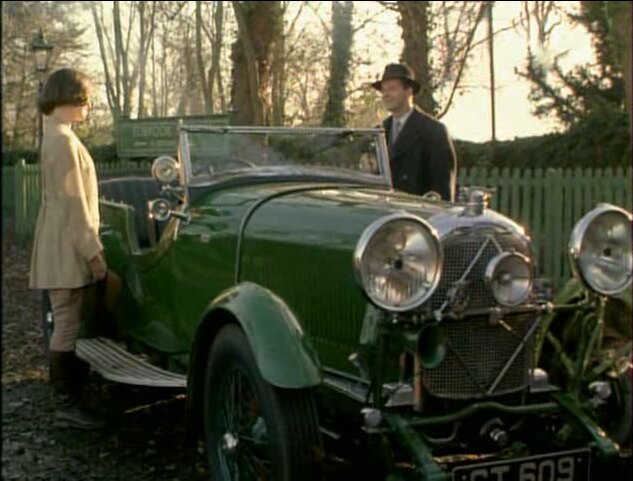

452,448,590,481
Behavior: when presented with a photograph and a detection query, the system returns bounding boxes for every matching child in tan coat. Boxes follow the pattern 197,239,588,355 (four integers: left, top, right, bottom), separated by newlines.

29,68,106,429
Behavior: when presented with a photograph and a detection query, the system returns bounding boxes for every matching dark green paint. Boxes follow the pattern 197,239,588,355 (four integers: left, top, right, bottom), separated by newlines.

384,413,448,481
97,166,628,476
203,282,322,388
551,392,619,459
406,401,559,427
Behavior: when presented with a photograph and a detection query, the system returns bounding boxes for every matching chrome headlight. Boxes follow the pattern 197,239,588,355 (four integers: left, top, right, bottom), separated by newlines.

151,155,180,183
485,252,533,306
569,204,632,296
354,214,442,312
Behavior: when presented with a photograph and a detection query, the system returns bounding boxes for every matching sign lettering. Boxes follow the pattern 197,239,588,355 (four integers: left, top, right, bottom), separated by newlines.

116,114,229,158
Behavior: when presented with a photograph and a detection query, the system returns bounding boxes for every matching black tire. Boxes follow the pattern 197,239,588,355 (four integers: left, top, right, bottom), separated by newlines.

203,324,323,481
41,290,53,357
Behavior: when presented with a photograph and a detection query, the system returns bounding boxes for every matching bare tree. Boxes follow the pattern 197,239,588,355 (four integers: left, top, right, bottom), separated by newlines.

195,1,229,114
151,15,158,117
378,1,487,118
487,1,496,143
2,1,88,148
269,2,308,125
397,2,435,113
136,1,157,118
195,1,212,114
519,1,561,47
231,1,283,126
92,1,136,118
212,1,228,113
92,3,118,118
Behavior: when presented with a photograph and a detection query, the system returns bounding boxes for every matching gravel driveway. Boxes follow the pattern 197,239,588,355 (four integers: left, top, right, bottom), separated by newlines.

2,243,207,481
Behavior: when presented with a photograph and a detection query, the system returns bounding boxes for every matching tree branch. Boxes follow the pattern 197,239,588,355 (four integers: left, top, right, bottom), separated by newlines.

436,1,487,119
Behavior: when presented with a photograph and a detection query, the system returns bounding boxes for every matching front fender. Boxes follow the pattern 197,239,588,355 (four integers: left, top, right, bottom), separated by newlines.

203,282,322,388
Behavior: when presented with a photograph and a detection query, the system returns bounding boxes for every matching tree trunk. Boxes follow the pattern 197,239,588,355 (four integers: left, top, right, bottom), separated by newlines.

92,4,117,117
212,1,226,113
436,2,486,119
613,1,632,129
202,1,227,114
196,1,212,114
398,1,436,114
113,2,132,117
623,2,633,131
271,15,285,125
11,61,27,150
177,27,196,115
137,1,147,118
231,1,282,126
151,20,158,117
162,27,169,116
322,1,353,127
488,1,497,144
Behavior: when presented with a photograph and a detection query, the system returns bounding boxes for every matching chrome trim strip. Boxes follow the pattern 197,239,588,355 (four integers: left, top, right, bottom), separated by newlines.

426,303,545,321
486,315,542,395
177,125,391,190
322,369,414,407
429,208,535,263
179,125,383,134
375,129,393,189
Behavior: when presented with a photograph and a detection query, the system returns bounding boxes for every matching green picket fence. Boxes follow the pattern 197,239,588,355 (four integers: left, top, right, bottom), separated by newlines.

3,160,631,290
4,160,149,241
459,166,632,290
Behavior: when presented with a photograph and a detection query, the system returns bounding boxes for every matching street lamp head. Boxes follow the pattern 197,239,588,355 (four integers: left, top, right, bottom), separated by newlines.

31,28,53,74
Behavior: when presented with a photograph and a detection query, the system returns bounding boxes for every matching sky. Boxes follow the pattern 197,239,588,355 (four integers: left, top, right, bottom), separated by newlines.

78,1,596,143
349,1,596,142
440,2,595,142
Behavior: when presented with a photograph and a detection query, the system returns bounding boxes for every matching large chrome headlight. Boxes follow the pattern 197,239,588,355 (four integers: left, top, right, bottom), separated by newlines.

485,252,533,306
354,214,442,312
569,204,632,296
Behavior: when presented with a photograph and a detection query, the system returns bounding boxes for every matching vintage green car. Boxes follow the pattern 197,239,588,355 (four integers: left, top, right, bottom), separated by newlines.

46,125,632,480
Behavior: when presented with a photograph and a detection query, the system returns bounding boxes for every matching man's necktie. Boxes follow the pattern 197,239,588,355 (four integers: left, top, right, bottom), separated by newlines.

391,119,401,148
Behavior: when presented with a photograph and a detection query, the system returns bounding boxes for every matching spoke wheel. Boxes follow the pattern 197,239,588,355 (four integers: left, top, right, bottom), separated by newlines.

216,367,272,480
203,324,323,481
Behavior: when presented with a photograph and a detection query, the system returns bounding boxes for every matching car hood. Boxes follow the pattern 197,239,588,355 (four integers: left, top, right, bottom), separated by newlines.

230,182,527,249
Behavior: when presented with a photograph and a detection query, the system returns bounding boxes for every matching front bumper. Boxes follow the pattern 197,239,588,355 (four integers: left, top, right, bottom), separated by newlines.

377,392,623,481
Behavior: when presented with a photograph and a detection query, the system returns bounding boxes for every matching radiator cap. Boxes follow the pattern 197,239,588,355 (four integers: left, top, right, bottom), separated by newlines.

458,186,494,217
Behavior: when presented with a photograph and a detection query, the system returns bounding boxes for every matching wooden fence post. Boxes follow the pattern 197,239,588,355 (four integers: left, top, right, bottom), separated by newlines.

544,168,562,290
14,159,26,240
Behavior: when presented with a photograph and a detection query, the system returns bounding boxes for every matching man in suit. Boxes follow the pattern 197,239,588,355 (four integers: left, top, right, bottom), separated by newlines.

372,63,457,201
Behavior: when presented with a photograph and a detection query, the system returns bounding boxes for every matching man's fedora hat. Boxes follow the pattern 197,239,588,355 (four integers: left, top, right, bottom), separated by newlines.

372,63,421,94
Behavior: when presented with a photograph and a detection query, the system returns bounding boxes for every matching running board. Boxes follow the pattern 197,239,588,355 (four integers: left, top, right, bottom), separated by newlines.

76,337,187,388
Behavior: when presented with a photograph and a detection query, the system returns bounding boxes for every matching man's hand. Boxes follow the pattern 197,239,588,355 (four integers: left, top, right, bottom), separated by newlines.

88,253,107,282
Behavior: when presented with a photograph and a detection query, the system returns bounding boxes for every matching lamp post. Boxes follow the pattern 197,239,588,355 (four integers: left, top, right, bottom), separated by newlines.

30,28,53,348
31,27,53,151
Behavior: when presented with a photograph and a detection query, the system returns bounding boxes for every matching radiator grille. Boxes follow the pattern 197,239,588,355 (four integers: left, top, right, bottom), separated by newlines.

422,313,536,399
